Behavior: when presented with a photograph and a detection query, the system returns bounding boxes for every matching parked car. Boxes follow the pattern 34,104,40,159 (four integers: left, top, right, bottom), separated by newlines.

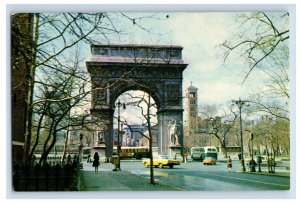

142,155,180,168
203,157,217,165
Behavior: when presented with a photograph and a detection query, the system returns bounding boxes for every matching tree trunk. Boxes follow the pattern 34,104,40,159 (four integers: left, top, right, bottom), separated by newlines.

23,13,40,164
147,95,155,185
61,128,70,165
29,112,45,161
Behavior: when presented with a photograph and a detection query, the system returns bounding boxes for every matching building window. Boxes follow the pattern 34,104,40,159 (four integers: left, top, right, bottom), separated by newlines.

111,48,119,56
166,50,181,59
190,100,196,105
94,48,108,56
190,92,196,98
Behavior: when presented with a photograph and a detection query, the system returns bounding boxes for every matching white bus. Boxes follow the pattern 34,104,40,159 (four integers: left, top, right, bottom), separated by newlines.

191,147,205,161
202,146,218,160
191,146,218,161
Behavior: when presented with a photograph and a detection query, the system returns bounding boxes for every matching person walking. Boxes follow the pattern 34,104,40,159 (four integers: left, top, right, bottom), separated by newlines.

227,156,232,172
93,152,100,173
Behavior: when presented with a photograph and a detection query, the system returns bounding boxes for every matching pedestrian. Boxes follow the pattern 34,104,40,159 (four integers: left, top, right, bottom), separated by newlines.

66,153,72,165
249,159,257,172
93,152,100,173
227,156,232,172
246,161,250,172
184,152,188,163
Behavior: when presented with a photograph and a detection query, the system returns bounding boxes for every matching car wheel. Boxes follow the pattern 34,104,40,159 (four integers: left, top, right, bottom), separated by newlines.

159,163,163,168
169,165,174,169
135,154,142,160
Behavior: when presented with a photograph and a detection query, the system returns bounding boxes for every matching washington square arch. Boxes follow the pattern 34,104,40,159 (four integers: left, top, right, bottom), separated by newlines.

86,44,188,161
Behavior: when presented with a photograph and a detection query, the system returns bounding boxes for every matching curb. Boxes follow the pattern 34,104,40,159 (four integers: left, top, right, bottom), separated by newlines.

234,170,290,178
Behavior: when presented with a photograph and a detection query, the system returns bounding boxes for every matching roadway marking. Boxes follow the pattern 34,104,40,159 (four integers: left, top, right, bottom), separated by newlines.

209,173,290,188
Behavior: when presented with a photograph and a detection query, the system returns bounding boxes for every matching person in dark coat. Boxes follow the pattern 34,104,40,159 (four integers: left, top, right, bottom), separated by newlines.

93,152,100,173
227,156,232,172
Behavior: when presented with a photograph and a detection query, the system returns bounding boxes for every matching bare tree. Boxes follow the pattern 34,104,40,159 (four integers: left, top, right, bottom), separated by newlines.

12,13,115,163
120,91,157,185
220,12,290,158
220,12,289,83
198,104,238,157
12,12,169,164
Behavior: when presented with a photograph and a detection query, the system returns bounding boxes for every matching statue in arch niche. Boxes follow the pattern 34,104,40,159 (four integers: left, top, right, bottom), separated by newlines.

168,120,181,146
96,125,106,145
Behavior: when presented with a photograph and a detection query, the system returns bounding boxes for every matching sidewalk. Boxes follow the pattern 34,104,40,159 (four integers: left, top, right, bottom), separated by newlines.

241,167,290,177
226,160,290,178
79,162,179,191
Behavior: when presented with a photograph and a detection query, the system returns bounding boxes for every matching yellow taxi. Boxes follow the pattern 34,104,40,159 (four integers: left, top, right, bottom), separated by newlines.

142,155,180,168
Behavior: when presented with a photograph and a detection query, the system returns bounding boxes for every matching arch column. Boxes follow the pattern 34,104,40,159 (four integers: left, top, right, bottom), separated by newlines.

91,108,114,161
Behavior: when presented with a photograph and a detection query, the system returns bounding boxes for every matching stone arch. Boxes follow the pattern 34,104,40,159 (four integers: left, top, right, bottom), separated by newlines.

86,44,188,160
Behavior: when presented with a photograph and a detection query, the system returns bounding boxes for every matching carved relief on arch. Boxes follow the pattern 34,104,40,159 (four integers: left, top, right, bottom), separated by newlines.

164,84,180,106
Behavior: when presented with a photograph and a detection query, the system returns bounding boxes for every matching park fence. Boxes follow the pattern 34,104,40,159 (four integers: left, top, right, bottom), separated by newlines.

13,160,80,191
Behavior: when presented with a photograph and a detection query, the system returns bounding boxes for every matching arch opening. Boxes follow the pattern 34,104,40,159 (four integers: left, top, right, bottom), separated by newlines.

113,90,158,149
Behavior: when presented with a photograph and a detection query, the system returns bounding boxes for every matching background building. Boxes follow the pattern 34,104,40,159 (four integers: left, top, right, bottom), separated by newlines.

184,83,223,151
140,124,158,147
11,13,34,163
123,125,146,146
185,82,199,136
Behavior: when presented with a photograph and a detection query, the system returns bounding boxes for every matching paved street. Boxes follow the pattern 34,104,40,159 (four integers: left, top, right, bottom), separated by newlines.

79,159,290,191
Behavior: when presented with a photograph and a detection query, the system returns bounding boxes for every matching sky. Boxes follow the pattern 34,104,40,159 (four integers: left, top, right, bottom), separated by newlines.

98,12,273,105
101,12,279,125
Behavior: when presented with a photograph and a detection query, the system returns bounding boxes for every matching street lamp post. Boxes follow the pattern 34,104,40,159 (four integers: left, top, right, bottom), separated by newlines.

209,117,215,146
116,99,126,171
250,133,254,160
79,133,83,169
232,98,249,172
248,132,256,172
245,129,254,160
